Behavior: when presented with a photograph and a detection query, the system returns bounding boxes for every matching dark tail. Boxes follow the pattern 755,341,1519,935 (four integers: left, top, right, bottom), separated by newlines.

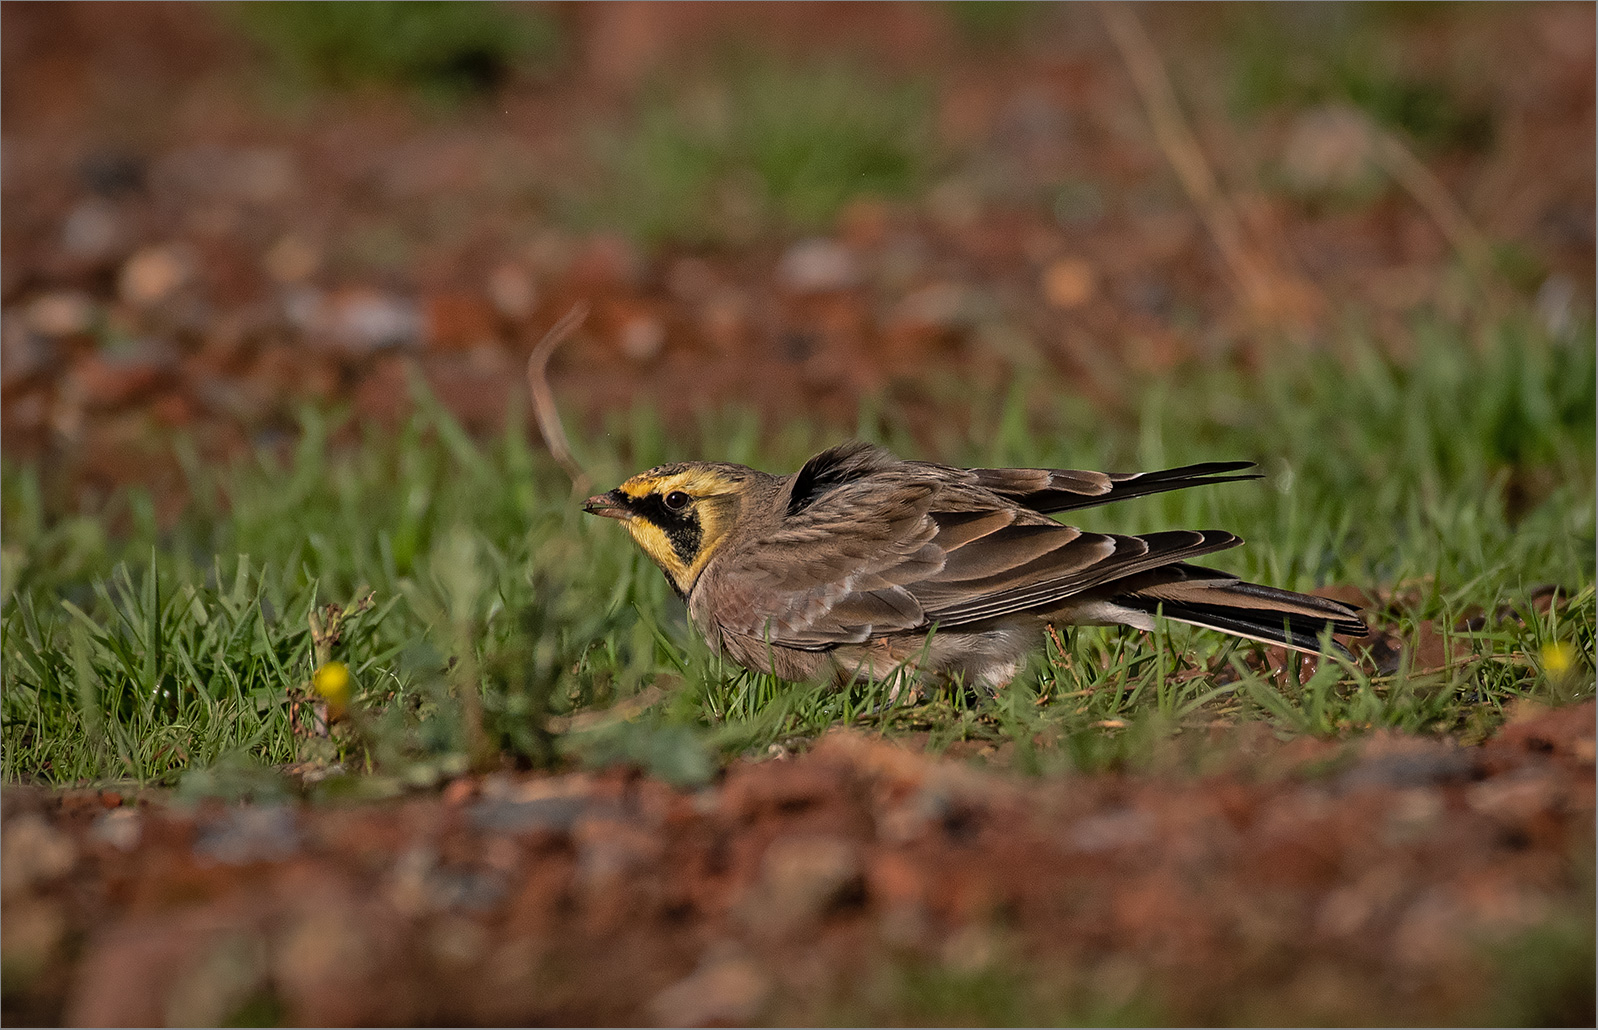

1117,565,1367,659
984,461,1263,515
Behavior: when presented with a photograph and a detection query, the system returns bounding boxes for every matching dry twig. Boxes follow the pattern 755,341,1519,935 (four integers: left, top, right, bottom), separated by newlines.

1369,126,1497,288
295,591,377,739
308,590,376,668
1099,3,1321,327
544,684,668,734
526,303,592,496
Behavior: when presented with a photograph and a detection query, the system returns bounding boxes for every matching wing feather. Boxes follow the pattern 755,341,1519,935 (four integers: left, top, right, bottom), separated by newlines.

711,477,940,646
967,461,1260,514
936,523,1083,581
920,530,1242,628
703,445,1260,651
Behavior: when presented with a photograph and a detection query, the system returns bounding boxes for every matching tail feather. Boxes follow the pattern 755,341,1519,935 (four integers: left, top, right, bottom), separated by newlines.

1133,598,1361,658
1077,463,1265,512
972,461,1262,515
1116,566,1367,659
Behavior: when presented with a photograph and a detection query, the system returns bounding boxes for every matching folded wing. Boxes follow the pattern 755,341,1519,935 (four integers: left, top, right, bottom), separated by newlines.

711,475,1246,648
961,460,1261,514
707,445,1357,658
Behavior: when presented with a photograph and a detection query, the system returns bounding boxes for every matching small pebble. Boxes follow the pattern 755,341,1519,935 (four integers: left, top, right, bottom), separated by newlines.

777,238,859,294
89,809,141,852
118,244,192,307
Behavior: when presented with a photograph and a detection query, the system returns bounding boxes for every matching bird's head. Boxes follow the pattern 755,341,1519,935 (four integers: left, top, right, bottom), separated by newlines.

583,462,750,594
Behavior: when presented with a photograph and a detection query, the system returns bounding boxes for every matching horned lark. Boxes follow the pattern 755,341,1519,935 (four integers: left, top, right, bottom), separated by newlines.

584,441,1364,690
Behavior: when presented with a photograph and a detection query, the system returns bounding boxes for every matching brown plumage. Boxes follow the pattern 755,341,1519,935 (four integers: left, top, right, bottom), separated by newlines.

584,441,1365,690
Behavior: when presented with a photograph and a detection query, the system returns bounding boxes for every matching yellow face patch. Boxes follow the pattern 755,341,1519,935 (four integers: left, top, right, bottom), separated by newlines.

610,467,743,594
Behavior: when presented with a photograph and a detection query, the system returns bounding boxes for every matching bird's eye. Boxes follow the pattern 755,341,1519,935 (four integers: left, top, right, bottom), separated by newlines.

664,490,690,511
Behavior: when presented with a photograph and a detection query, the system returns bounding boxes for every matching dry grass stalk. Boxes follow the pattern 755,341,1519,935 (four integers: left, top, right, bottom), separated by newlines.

526,302,593,496
1099,2,1324,329
1369,126,1498,289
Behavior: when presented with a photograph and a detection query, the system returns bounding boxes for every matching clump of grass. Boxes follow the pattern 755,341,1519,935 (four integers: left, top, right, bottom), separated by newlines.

0,386,645,785
1,312,1592,786
583,60,935,246
821,949,1164,1027
941,1,1058,50
1224,4,1493,151
1478,894,1598,1027
229,0,564,103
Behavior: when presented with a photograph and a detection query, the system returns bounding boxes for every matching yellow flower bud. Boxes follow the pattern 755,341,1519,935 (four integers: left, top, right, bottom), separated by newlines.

1540,641,1576,677
313,661,351,707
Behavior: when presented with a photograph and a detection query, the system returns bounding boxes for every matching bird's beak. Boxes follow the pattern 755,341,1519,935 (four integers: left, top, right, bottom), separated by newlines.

582,490,630,520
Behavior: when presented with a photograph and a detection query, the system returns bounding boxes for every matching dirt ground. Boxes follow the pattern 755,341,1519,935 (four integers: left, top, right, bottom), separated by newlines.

2,701,1593,1026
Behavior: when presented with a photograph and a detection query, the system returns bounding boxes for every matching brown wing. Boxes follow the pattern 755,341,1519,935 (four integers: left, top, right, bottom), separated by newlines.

792,443,1259,516
707,467,1243,649
954,461,1260,513
914,527,1241,628
708,474,944,649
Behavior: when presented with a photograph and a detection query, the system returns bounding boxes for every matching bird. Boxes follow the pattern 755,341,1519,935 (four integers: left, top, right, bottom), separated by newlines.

583,441,1365,693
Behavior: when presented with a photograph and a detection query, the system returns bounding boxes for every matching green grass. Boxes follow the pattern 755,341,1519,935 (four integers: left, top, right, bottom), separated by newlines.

1223,2,1493,151
821,956,1162,1028
2,311,1593,787
227,0,564,103
1479,888,1598,1027
579,59,936,246
940,1,1059,51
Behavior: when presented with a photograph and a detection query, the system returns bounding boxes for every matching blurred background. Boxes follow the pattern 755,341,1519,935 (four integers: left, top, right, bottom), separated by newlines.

2,1,1592,502
2,7,1595,1027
